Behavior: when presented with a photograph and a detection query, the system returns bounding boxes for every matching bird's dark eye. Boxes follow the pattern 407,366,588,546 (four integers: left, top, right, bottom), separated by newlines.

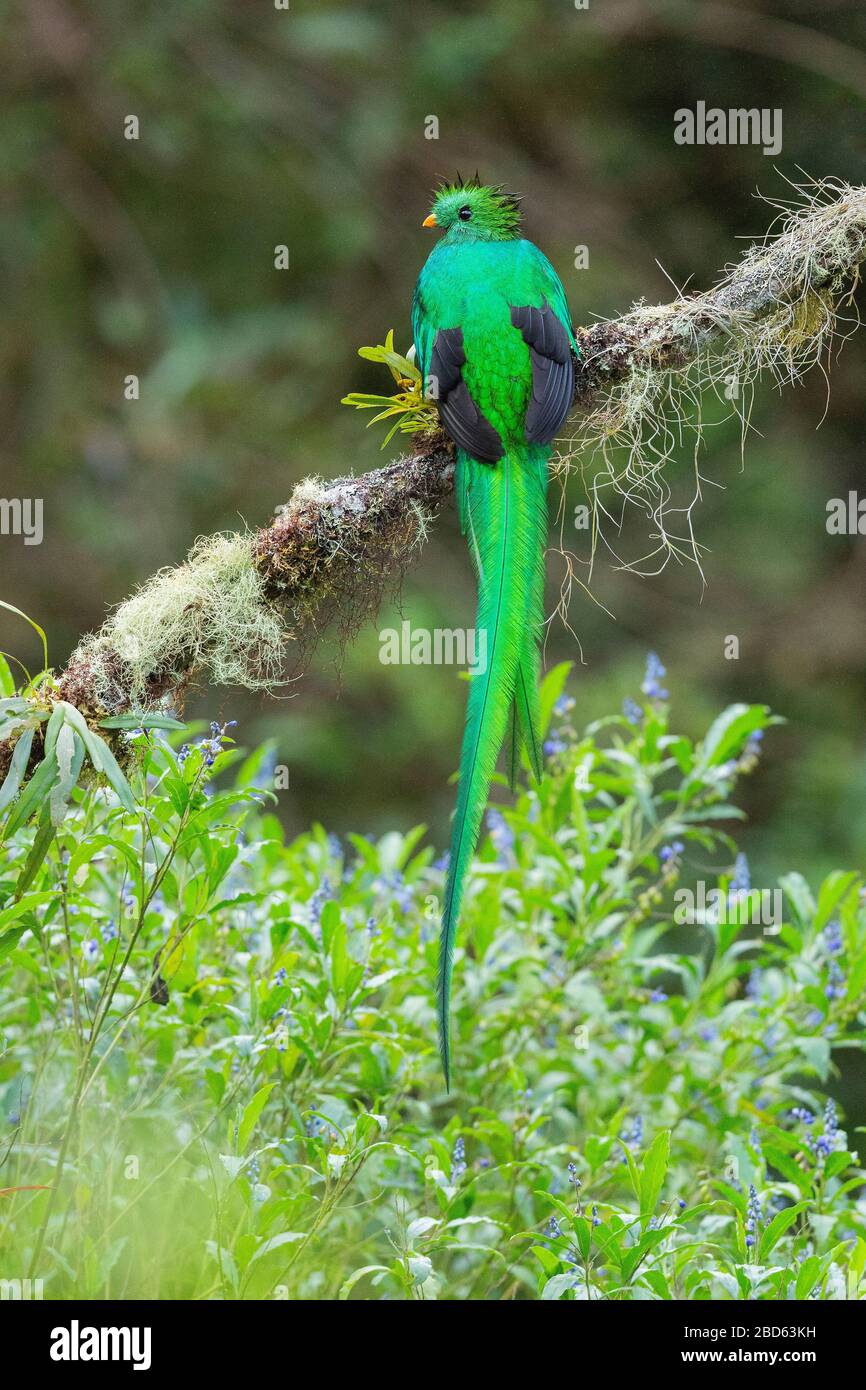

458,205,472,220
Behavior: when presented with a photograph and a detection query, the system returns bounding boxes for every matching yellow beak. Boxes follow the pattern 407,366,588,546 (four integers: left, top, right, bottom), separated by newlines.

422,213,438,228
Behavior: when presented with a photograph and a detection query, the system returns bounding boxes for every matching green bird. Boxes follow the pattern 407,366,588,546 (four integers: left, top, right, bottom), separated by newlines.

412,177,577,1086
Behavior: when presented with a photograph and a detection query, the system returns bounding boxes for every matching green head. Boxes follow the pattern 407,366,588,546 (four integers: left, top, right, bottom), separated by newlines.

422,177,523,243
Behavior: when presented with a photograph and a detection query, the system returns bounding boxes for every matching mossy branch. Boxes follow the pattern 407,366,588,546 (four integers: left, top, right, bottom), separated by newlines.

21,177,866,734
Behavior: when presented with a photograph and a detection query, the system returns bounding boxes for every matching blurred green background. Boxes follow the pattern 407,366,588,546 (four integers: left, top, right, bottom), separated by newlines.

2,0,866,882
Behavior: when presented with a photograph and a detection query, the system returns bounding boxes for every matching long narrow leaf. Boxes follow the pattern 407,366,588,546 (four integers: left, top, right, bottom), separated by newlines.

0,697,30,716
0,728,35,815
98,714,185,731
16,804,56,895
42,704,66,759
3,750,59,838
49,727,85,827
58,703,137,813
82,729,137,814
0,600,48,674
0,655,15,697
639,1130,671,1218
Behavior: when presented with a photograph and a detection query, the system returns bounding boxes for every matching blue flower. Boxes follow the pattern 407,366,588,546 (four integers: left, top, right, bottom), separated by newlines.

745,1184,762,1245
824,919,843,955
543,736,566,758
754,1024,778,1059
308,876,334,923
192,719,238,768
545,1216,563,1239
389,871,413,912
100,919,118,943
825,960,846,1000
82,939,100,963
659,841,684,864
486,808,515,862
650,988,668,1003
623,697,643,726
641,652,668,701
745,968,763,1002
730,852,751,895
809,1098,840,1160
620,1116,643,1158
450,1136,467,1184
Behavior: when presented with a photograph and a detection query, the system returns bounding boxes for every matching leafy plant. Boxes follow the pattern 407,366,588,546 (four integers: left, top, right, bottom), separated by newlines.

0,646,186,900
0,662,864,1299
340,330,439,445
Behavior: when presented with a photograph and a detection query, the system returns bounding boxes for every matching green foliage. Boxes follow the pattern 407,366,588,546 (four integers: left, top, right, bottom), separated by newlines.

0,697,151,888
341,330,438,445
0,679,865,1299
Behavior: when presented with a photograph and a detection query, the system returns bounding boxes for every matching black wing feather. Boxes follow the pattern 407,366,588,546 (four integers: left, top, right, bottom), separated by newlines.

510,300,574,444
429,327,504,463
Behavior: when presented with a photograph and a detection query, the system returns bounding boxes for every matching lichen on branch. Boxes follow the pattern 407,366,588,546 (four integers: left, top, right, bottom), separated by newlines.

558,176,866,581
33,176,866,727
58,444,454,717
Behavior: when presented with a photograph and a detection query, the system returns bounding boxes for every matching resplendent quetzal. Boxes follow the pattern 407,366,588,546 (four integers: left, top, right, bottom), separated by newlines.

412,178,577,1086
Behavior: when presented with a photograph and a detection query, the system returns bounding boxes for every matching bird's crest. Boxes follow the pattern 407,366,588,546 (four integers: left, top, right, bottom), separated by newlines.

429,177,524,239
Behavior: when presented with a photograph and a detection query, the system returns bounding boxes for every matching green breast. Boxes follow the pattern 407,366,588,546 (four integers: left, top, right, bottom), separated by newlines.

416,240,535,443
